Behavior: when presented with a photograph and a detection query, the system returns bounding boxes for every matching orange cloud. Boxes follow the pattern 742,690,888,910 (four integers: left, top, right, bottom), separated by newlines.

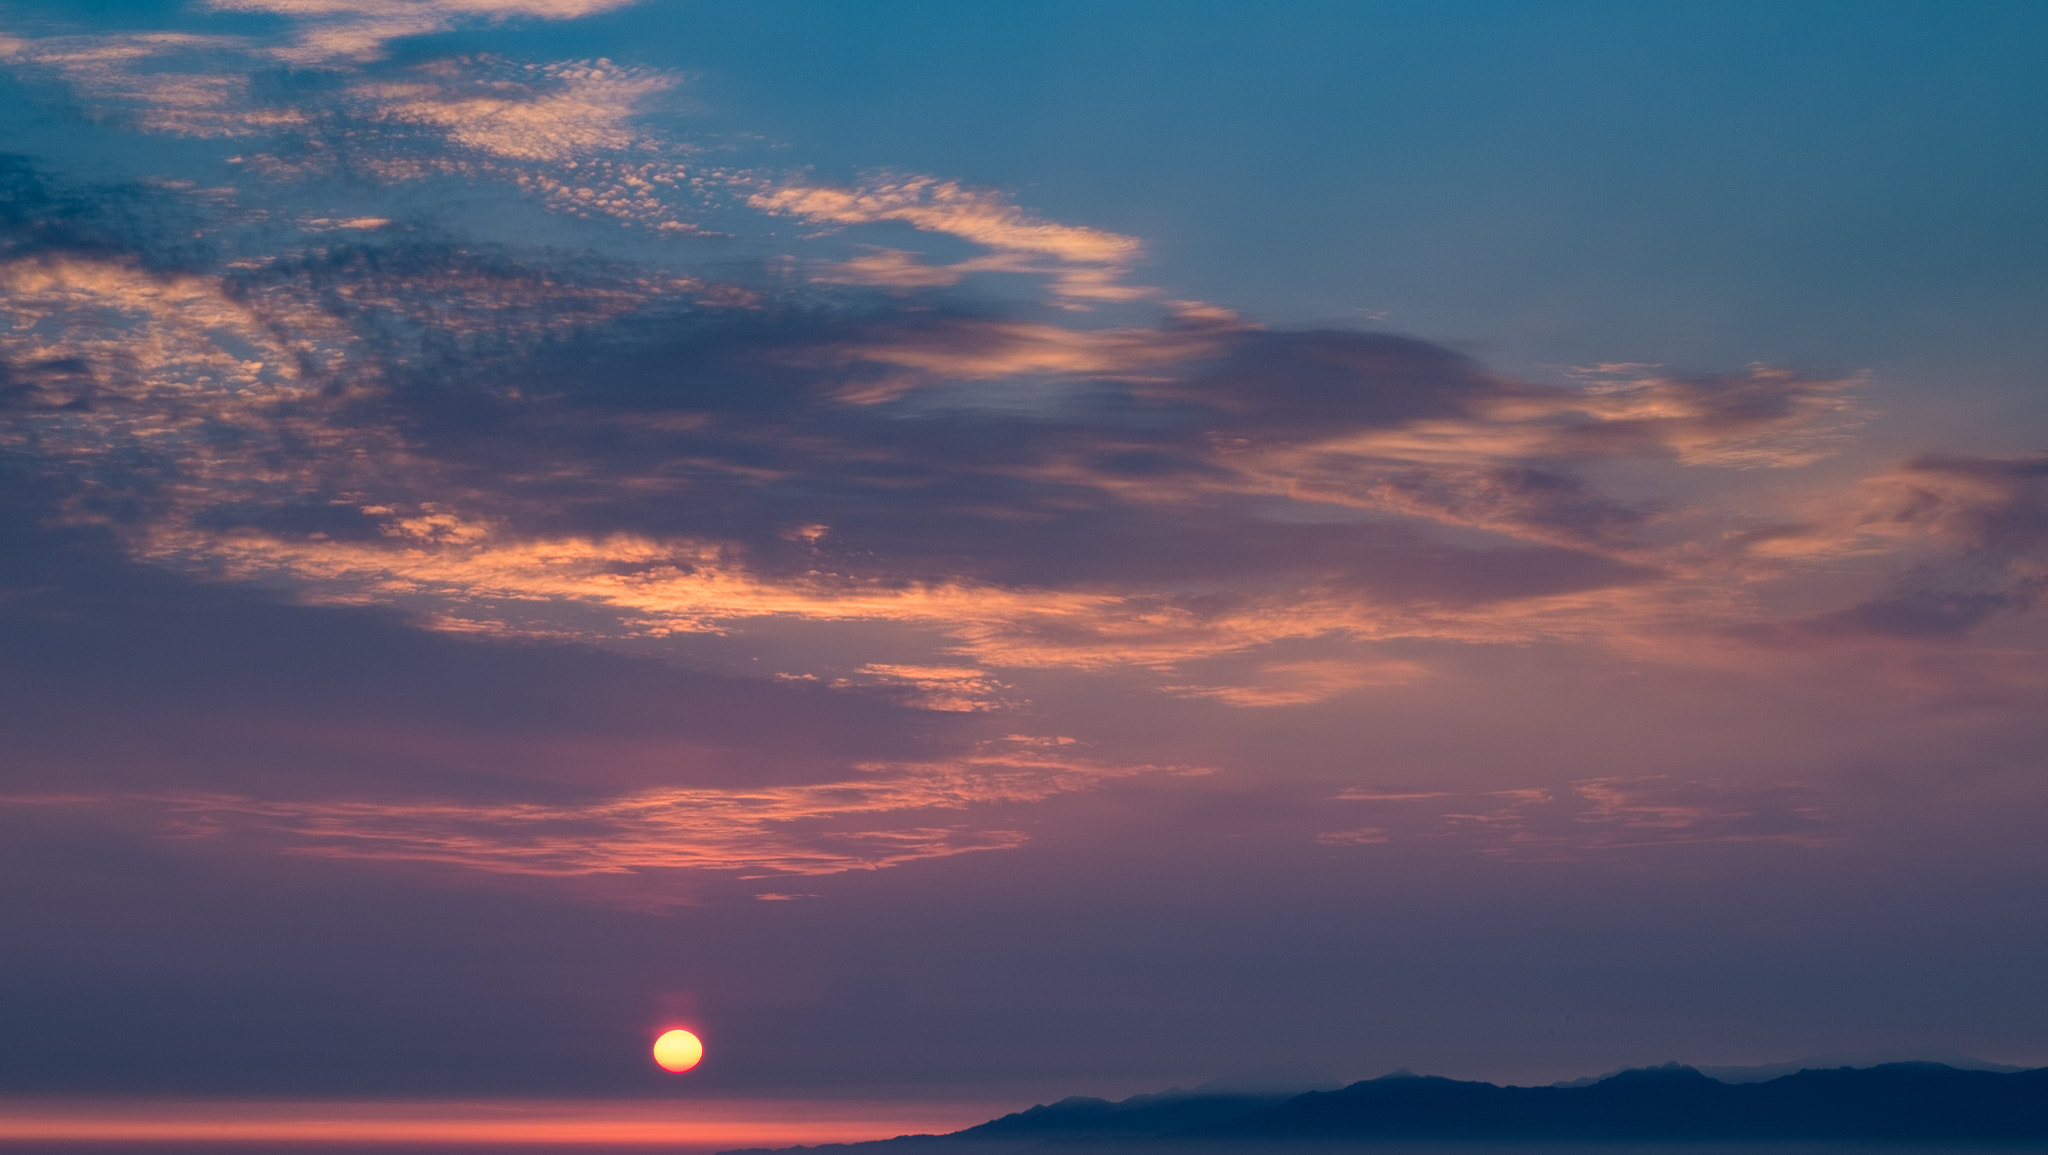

806,247,976,290
1164,658,1429,707
750,176,1150,304
1742,453,2048,564
362,62,674,161
751,178,1141,266
788,314,1239,402
129,509,1727,678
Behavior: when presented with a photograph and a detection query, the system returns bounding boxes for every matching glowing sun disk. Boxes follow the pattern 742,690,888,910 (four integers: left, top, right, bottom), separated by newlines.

653,1029,703,1073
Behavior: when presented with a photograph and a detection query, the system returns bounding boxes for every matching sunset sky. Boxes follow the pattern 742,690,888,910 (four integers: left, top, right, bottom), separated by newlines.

2,0,2045,1123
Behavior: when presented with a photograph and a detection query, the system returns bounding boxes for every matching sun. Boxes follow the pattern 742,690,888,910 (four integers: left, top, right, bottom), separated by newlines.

652,1029,703,1073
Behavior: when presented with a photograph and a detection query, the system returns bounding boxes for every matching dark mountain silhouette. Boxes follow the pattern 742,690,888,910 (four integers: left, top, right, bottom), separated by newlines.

719,1061,2048,1155
1692,1050,2024,1084
1548,1050,2025,1086
718,1084,1307,1155
1206,1061,2048,1141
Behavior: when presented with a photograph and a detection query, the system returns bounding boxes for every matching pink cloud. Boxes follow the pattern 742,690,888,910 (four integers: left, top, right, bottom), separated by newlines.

1,740,1191,898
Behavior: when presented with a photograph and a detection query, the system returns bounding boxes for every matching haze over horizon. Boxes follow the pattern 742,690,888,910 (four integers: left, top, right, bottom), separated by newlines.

2,0,2045,1128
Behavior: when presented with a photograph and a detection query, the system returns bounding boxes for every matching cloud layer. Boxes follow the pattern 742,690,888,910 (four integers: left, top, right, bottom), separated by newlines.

2,4,2041,903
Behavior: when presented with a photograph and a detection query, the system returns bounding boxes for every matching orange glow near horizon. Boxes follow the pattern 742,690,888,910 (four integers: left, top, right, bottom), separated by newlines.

0,1096,996,1146
654,1028,705,1073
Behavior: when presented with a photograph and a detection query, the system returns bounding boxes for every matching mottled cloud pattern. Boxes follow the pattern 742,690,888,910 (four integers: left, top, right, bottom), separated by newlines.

0,4,2041,910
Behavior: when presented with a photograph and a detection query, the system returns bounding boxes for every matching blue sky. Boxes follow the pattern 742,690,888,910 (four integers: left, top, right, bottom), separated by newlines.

617,2,2048,389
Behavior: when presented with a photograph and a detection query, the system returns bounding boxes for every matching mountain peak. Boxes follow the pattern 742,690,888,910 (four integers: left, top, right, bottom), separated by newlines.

1597,1061,1715,1084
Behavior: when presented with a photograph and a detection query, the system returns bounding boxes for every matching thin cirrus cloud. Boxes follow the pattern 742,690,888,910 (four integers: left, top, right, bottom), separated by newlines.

1321,777,1835,859
1163,658,1431,707
205,0,648,63
750,177,1151,305
1,739,1189,899
832,665,1015,713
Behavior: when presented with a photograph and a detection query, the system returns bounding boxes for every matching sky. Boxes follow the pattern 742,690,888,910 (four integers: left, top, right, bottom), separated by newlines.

1,0,2046,1124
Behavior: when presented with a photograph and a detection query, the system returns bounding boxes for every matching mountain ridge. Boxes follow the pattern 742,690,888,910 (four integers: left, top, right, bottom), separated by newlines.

718,1061,2048,1153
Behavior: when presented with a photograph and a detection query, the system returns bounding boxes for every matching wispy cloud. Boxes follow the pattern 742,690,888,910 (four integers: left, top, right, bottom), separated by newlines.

1322,777,1835,859
1741,454,2048,640
3,739,1191,894
750,176,1147,305
835,665,1014,713
1164,658,1429,707
1,33,302,137
207,0,648,63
